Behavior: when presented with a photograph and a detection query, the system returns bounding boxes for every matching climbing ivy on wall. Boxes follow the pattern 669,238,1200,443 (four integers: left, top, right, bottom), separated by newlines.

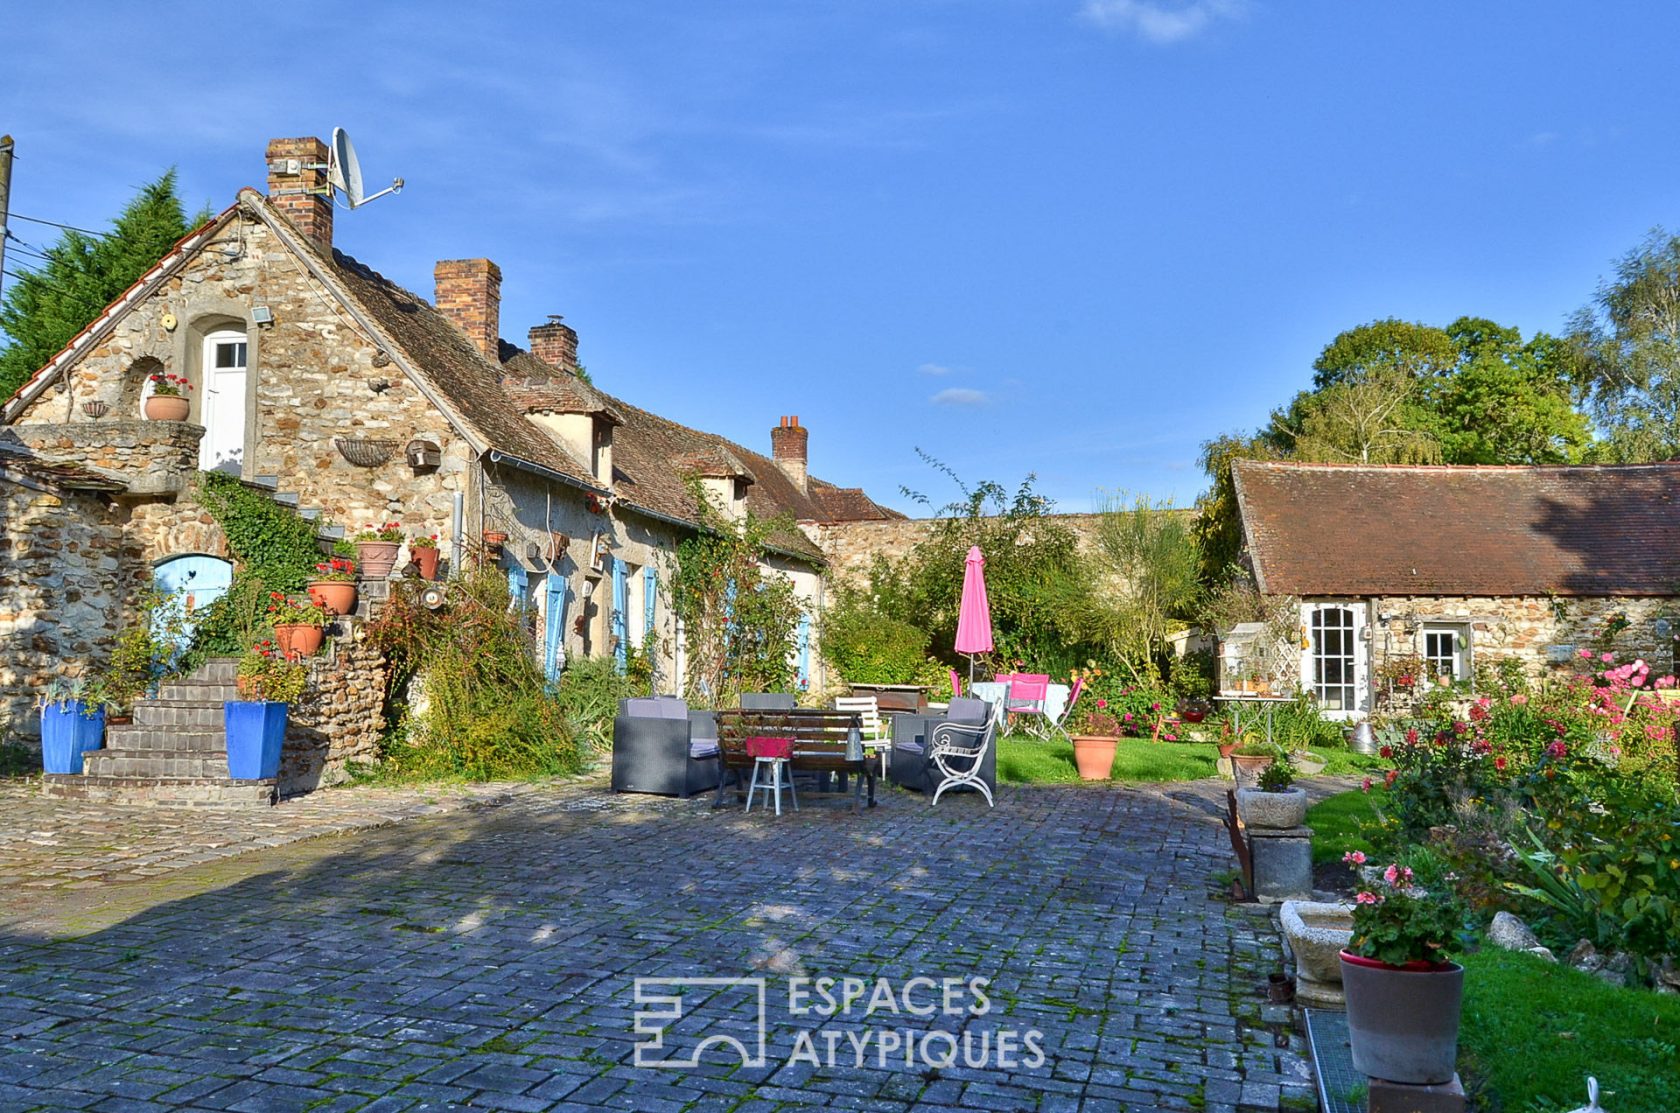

188,472,326,660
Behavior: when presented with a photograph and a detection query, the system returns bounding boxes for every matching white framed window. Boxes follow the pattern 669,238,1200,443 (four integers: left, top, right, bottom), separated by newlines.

1421,624,1469,682
1307,604,1360,713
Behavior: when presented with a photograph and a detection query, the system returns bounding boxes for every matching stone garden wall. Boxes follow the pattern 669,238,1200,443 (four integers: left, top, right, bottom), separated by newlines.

811,513,1111,585
0,483,126,741
280,633,388,796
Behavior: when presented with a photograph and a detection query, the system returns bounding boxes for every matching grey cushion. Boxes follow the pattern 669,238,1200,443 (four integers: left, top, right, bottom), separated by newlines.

741,692,796,710
687,709,718,742
689,740,720,759
946,697,990,726
623,698,665,719
651,696,689,720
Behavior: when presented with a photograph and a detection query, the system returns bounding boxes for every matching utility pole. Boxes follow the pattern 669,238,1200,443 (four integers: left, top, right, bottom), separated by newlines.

0,135,13,301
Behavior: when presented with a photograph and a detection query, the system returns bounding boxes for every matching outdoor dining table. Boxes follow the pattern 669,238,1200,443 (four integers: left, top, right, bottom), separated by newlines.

970,680,1072,725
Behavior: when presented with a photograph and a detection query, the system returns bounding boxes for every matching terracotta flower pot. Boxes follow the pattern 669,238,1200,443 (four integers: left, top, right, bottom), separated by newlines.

306,580,357,616
482,531,508,551
144,394,190,421
1217,741,1240,760
1230,752,1273,786
1070,734,1118,781
273,623,324,660
413,547,440,580
356,541,401,580
1340,951,1464,1084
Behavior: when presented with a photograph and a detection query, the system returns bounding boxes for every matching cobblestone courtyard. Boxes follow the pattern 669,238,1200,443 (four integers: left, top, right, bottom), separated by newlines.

0,779,1314,1112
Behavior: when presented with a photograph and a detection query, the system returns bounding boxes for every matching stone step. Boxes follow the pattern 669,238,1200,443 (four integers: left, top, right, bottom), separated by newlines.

157,680,241,703
134,699,223,729
319,523,345,540
42,774,276,808
272,490,300,507
182,658,240,685
84,749,230,779
103,726,225,752
248,475,280,491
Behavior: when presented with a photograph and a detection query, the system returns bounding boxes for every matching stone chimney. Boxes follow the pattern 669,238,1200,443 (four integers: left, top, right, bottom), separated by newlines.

528,315,579,372
771,415,809,495
265,137,333,249
434,259,502,360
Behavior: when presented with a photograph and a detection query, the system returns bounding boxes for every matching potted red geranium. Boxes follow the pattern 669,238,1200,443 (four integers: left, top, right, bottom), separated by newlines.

143,373,193,421
355,522,404,580
306,557,358,616
265,593,329,660
409,533,440,580
1340,862,1470,1085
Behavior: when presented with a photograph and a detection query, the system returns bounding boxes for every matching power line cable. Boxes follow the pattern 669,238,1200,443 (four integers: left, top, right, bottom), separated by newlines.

9,213,108,238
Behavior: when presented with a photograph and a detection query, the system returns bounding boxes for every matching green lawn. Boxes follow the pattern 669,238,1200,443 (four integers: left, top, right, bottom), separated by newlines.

996,736,1378,786
1303,787,1384,864
1459,949,1680,1113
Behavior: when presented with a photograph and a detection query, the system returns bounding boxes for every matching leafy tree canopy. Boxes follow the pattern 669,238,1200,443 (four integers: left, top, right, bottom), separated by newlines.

0,171,206,400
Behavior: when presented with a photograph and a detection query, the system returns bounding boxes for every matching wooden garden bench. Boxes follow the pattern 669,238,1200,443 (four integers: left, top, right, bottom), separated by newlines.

714,708,876,813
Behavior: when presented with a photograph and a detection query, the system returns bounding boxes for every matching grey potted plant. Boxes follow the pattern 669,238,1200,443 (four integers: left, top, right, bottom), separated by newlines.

1236,750,1307,828
1340,862,1469,1085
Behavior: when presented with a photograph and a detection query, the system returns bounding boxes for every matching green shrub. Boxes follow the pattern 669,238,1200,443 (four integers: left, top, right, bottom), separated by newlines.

819,586,931,685
554,655,637,751
368,567,584,781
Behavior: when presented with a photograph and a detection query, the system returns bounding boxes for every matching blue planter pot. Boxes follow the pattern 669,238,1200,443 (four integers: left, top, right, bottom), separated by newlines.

224,701,287,780
40,700,105,774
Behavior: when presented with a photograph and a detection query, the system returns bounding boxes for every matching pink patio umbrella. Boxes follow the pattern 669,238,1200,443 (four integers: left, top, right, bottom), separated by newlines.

954,545,994,686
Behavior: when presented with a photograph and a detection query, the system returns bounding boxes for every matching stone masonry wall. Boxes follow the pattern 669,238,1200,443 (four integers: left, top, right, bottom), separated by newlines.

4,421,202,497
9,210,475,544
1368,594,1678,684
813,513,1123,585
0,483,126,742
280,633,388,797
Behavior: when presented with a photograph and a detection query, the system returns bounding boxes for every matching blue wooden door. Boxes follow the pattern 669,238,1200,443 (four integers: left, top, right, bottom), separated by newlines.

152,554,233,649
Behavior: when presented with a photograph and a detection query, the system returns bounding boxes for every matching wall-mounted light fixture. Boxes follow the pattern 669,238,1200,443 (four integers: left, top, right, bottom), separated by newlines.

251,305,275,327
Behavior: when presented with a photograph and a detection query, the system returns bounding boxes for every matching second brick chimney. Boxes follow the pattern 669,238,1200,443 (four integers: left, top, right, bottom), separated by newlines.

434,259,502,361
528,315,580,372
771,415,809,495
265,137,333,249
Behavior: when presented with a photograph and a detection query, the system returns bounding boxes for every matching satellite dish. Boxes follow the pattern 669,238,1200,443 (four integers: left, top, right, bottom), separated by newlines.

327,127,404,210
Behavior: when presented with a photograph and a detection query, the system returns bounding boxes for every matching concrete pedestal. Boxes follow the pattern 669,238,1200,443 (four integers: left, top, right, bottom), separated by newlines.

1368,1073,1466,1113
1249,825,1313,902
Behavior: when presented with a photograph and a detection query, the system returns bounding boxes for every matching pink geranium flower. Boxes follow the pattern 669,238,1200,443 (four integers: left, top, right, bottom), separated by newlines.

1355,891,1380,905
1342,850,1367,865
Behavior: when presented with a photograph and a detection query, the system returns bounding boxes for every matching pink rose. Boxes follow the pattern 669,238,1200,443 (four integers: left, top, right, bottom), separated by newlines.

1355,891,1380,905
1361,777,1373,793
1602,652,1615,663
1342,850,1367,865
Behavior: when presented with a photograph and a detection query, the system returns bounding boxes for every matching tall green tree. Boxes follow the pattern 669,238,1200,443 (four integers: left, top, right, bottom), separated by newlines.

1566,227,1680,462
0,171,204,400
1091,492,1201,677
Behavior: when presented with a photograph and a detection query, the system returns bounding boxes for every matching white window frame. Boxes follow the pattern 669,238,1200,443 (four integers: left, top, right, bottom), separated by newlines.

1420,623,1469,683
1300,601,1367,719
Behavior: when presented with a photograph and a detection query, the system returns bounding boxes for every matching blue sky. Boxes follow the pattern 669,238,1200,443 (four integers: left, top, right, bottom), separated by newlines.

5,2,1678,513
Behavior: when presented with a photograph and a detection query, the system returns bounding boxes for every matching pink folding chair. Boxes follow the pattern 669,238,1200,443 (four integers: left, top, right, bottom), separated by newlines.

949,668,962,699
1047,676,1085,742
1004,673,1052,737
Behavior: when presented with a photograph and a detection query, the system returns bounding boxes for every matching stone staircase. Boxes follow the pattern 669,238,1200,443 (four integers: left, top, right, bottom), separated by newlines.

41,658,278,808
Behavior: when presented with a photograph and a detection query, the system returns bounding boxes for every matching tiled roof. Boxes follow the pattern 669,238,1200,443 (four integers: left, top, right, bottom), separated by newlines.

499,346,624,425
1234,459,1680,598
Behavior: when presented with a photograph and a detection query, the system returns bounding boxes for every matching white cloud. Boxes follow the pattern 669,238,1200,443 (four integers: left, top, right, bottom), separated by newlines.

930,387,989,407
1080,0,1247,45
917,362,953,376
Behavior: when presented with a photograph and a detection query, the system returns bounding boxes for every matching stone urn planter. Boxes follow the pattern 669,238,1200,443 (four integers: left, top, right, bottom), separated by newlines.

272,623,324,660
306,580,357,616
224,701,288,780
1237,786,1309,829
356,541,401,580
1279,901,1353,1007
1070,735,1118,780
143,394,190,421
1340,951,1464,1085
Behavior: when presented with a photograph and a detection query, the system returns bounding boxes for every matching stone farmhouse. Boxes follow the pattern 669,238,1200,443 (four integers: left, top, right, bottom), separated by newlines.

0,135,898,793
1233,459,1680,719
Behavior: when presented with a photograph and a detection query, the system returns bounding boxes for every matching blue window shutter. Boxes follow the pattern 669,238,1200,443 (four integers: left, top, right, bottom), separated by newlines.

507,563,528,606
643,565,657,647
545,574,568,681
611,557,628,672
797,613,811,692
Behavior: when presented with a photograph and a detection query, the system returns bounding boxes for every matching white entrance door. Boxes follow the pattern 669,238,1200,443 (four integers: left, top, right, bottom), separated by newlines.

199,330,248,474
1302,602,1368,719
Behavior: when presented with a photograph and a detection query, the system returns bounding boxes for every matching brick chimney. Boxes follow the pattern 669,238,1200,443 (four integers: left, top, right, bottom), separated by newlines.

265,137,333,249
434,259,502,360
528,315,579,372
771,415,809,495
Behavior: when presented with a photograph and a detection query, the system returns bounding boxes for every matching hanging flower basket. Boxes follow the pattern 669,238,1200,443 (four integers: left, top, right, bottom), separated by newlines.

334,437,399,467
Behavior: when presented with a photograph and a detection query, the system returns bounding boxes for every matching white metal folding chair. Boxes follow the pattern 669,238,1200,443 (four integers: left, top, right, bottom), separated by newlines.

928,701,1001,807
834,695,890,775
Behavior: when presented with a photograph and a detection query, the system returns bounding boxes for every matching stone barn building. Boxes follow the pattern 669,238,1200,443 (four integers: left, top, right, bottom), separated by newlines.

1232,459,1680,719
